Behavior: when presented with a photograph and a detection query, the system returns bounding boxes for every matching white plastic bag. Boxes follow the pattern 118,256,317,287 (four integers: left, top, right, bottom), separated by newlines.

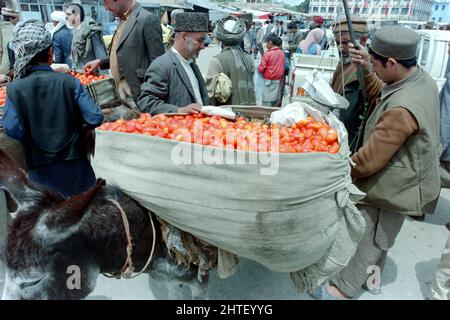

269,102,309,126
201,105,236,120
304,68,340,108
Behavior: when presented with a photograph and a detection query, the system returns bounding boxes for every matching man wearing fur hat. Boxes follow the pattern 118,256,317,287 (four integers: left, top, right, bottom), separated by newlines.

1,21,103,197
205,16,255,106
330,15,372,152
0,7,19,78
138,12,209,115
311,26,441,300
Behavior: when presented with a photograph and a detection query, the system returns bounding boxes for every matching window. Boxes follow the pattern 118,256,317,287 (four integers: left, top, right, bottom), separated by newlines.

439,17,443,22
313,7,319,13
329,7,334,13
337,7,343,14
20,4,29,11
381,8,388,14
391,7,399,14
30,4,39,12
362,7,369,14
419,36,430,66
442,5,446,10
401,8,409,15
436,5,439,11
320,7,327,13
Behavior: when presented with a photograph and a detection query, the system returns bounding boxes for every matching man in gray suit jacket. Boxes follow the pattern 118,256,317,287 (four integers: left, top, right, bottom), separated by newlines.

138,12,209,115
84,0,164,104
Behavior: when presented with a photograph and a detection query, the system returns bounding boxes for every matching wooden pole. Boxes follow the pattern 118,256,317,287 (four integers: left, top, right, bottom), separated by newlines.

341,0,370,151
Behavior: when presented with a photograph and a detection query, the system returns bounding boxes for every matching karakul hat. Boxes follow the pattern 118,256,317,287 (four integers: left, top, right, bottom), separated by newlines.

174,12,208,33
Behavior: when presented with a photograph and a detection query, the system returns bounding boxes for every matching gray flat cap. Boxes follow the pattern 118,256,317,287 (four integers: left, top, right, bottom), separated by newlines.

369,26,419,60
174,12,209,33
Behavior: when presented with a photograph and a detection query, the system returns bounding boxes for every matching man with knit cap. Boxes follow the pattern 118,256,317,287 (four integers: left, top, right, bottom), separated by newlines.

205,16,255,106
1,21,103,197
138,12,209,115
330,15,371,152
310,26,441,300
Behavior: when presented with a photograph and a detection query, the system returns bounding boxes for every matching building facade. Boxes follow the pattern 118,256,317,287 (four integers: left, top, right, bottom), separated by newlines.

309,0,433,23
6,0,162,24
431,0,450,24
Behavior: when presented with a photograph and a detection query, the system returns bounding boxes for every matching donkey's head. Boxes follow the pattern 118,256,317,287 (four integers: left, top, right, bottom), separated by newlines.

0,148,106,299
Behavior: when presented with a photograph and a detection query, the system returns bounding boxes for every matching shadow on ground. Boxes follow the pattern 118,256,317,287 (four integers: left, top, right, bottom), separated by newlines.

415,259,440,299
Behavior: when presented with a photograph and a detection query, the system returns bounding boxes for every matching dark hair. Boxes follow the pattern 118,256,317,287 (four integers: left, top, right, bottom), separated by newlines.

266,34,282,47
287,22,297,29
70,3,85,22
368,47,417,68
3,16,17,22
30,46,52,65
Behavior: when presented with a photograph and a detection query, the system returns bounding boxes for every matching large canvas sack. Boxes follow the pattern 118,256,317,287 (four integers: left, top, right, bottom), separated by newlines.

92,106,366,291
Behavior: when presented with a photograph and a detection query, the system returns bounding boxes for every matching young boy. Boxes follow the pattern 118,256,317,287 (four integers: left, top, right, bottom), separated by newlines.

258,34,286,107
2,21,103,197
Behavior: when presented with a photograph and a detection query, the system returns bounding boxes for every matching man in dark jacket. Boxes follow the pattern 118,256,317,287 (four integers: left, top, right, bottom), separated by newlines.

2,21,103,197
84,0,164,107
51,10,73,67
138,12,209,115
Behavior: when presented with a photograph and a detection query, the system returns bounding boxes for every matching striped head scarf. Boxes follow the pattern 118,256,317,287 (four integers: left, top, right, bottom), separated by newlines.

12,20,52,79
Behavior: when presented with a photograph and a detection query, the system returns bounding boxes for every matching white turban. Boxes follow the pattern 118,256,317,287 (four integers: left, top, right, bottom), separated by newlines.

51,11,67,23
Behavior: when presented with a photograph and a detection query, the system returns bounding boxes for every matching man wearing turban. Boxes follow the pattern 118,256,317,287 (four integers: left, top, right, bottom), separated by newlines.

205,16,256,106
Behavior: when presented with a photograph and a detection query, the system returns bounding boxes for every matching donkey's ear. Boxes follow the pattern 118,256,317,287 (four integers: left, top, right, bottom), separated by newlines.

0,148,28,190
0,148,39,213
34,179,106,246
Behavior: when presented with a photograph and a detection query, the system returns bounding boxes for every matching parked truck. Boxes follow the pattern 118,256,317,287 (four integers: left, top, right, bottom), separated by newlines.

288,29,450,103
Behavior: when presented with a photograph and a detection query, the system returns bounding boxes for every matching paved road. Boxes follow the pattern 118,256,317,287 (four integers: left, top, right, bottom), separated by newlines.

86,189,450,300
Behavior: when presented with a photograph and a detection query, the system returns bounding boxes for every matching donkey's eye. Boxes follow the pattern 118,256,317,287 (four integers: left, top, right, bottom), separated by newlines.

19,278,43,289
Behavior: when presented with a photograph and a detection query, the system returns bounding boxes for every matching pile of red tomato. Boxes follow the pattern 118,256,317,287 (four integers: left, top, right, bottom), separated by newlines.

98,113,340,154
0,86,6,107
69,71,108,85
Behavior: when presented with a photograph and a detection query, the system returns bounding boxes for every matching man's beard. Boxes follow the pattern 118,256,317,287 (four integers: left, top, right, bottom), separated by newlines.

339,51,352,65
186,38,199,59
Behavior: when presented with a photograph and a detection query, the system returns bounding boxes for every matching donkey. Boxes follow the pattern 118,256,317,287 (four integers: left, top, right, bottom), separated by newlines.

0,148,210,300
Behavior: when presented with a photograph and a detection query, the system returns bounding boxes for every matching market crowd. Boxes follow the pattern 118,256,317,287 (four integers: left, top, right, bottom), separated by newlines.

0,0,449,300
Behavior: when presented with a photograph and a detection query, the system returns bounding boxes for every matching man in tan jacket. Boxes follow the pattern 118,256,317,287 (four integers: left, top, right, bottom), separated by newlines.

310,26,441,300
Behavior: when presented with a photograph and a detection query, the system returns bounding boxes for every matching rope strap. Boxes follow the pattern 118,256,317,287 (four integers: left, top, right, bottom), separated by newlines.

103,198,156,279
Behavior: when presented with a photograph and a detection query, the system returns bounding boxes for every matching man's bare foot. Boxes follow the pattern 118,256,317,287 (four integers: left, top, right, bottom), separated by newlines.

327,285,351,299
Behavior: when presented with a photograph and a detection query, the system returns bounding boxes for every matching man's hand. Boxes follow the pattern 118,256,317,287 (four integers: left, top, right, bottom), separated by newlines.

178,104,202,114
84,59,102,74
348,43,370,71
0,74,10,84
